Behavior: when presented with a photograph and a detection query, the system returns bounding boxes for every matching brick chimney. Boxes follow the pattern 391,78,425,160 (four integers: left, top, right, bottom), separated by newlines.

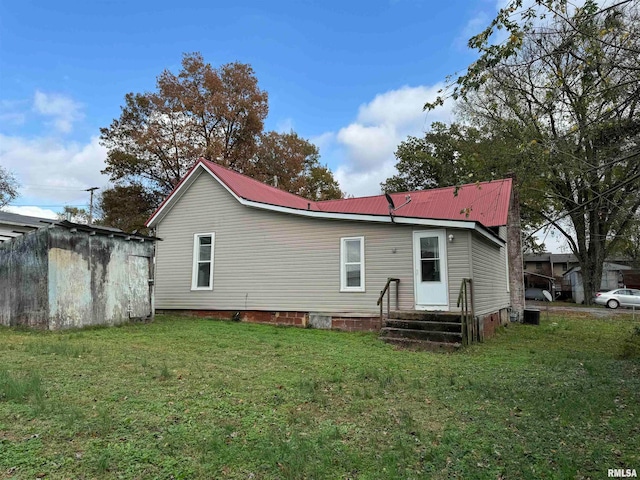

506,173,525,320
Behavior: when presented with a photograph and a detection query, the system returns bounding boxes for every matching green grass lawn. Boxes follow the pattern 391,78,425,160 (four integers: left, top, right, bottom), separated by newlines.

1,314,639,479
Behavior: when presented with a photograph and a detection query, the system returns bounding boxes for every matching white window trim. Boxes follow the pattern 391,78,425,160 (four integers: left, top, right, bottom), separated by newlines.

191,233,215,291
340,236,365,292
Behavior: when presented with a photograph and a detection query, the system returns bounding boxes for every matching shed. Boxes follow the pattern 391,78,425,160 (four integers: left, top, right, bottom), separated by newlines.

563,262,633,304
0,218,158,329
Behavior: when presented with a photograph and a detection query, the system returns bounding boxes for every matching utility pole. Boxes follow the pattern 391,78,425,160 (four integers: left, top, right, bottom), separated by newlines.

86,187,99,225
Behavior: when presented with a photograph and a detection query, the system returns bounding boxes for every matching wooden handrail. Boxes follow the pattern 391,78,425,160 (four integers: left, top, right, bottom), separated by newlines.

378,277,400,324
457,278,474,346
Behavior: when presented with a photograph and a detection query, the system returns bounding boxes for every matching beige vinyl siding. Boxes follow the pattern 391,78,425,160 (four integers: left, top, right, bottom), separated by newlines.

471,232,510,316
155,171,417,313
443,229,472,312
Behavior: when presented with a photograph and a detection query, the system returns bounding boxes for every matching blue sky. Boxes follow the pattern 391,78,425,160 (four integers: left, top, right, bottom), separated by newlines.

1,0,503,216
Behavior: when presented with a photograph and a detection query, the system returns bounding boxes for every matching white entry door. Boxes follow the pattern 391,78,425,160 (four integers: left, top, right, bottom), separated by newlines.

413,230,449,310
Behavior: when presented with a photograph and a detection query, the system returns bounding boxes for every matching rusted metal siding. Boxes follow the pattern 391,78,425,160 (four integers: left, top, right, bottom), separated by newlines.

0,230,49,327
0,227,154,329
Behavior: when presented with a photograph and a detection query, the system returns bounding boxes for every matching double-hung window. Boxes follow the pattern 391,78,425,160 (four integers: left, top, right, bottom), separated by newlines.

340,236,365,292
192,233,215,290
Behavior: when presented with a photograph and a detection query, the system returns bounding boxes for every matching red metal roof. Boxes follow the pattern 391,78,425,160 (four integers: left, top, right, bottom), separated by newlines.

202,160,312,210
148,158,512,227
315,180,512,227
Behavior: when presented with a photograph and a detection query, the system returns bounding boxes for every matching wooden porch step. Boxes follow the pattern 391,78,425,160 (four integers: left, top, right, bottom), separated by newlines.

380,337,462,353
384,319,463,332
389,311,462,323
380,327,462,343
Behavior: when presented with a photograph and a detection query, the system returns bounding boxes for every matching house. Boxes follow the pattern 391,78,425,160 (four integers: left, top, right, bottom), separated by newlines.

0,214,157,329
563,262,633,304
523,253,578,299
146,159,523,339
0,210,55,242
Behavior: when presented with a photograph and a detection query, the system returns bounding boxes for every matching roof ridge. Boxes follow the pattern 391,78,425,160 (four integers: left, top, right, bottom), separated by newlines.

200,159,317,205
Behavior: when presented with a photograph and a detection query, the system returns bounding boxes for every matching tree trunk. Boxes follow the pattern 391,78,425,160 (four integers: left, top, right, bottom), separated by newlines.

578,247,605,305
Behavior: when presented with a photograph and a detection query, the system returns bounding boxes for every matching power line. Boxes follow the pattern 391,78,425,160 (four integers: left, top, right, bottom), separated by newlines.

8,204,89,208
19,185,94,191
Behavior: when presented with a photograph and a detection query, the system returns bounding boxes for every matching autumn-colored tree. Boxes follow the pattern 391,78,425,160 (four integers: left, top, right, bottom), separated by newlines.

249,131,343,200
98,185,156,234
100,53,343,230
0,166,18,209
100,52,269,197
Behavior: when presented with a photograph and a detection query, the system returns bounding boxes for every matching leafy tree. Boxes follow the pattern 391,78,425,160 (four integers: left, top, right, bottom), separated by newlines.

300,162,343,201
57,206,90,224
249,131,343,200
0,166,18,209
100,52,269,197
423,0,640,303
98,185,156,234
382,122,548,251
610,216,640,267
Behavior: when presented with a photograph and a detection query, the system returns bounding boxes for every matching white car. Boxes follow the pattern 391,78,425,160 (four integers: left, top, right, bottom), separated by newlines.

594,289,640,309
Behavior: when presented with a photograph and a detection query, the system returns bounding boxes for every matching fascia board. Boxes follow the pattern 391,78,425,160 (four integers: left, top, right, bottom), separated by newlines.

240,199,505,247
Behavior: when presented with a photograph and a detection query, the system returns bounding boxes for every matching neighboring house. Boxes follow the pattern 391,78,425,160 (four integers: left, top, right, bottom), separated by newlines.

523,253,578,299
146,159,521,336
563,262,633,304
0,211,55,242
0,214,157,329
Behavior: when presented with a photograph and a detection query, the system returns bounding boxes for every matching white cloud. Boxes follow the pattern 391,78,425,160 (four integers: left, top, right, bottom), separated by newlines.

3,205,58,219
0,134,109,209
310,131,336,152
33,90,84,133
276,117,294,133
320,84,454,197
337,123,398,168
455,10,491,50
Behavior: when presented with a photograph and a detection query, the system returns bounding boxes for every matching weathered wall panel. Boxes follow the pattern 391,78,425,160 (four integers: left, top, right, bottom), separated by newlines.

48,230,153,329
0,226,153,330
0,230,49,327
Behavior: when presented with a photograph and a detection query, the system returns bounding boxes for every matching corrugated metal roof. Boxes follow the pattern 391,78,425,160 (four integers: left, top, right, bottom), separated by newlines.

0,211,56,242
0,212,158,244
203,160,512,227
315,181,511,227
148,159,512,228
